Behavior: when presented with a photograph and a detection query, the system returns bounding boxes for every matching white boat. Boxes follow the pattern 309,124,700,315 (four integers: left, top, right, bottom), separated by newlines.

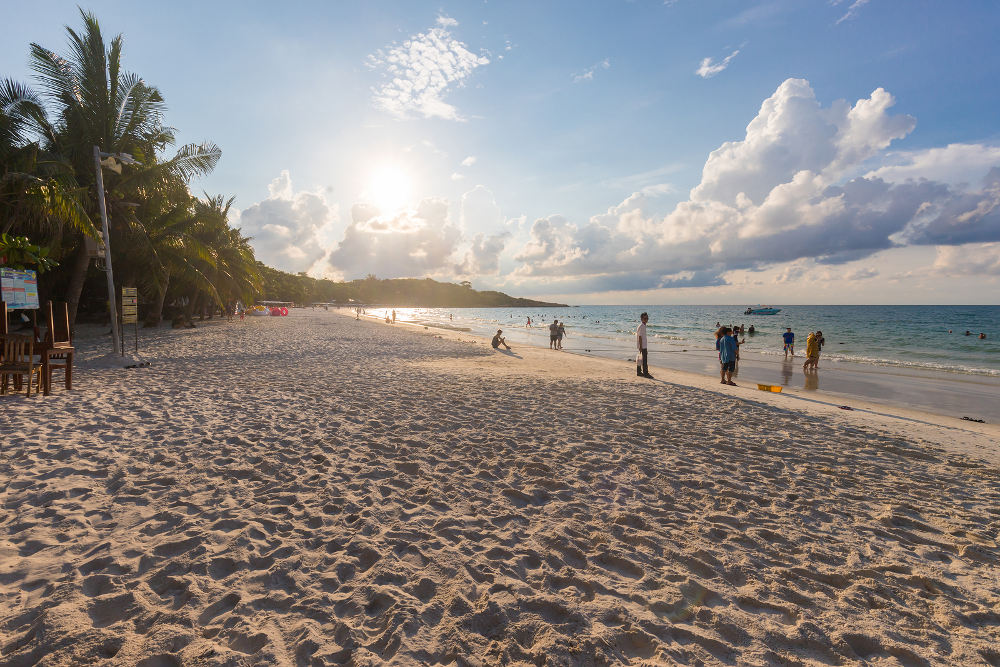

744,305,782,315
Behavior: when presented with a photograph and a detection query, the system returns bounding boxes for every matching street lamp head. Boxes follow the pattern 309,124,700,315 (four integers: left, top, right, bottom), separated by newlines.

116,153,139,166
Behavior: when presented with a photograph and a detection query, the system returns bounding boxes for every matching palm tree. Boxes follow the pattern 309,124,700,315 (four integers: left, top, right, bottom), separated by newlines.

0,78,93,244
28,8,221,325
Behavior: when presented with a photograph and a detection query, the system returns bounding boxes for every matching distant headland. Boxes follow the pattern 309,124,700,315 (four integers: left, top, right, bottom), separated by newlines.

258,265,567,308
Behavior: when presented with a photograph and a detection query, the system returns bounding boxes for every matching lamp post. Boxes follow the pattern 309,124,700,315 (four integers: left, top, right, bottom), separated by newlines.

93,145,139,355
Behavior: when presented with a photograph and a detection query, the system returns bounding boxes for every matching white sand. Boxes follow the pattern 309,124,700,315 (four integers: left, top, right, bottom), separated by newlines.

1,310,998,665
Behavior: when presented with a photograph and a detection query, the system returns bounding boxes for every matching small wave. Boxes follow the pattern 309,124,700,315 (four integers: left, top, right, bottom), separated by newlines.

754,348,999,377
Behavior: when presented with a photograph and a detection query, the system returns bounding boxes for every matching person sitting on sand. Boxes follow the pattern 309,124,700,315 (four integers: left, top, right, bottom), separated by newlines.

715,326,738,386
492,330,511,350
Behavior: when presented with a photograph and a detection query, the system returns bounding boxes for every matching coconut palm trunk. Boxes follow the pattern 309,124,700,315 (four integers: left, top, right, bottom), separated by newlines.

146,270,169,327
64,237,93,330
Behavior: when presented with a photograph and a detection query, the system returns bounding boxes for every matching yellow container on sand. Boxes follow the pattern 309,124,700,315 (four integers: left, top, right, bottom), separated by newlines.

757,383,783,393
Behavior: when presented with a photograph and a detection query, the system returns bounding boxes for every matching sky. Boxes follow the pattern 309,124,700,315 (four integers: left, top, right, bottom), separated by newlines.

3,0,999,304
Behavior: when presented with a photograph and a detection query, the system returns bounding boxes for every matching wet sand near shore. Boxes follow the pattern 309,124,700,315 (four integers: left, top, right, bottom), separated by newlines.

1,310,998,664
441,319,1000,424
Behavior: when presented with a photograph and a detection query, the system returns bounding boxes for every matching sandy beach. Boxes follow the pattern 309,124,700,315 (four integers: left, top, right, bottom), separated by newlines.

2,309,999,665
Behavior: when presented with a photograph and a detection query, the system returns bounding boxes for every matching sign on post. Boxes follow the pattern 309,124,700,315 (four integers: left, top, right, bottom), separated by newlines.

121,287,139,354
121,287,138,324
0,268,40,309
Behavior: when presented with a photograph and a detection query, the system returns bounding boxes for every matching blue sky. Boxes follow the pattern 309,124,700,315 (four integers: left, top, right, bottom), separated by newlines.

3,1,999,303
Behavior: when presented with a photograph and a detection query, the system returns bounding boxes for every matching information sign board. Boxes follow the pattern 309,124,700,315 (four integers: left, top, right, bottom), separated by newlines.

121,286,138,324
0,267,39,309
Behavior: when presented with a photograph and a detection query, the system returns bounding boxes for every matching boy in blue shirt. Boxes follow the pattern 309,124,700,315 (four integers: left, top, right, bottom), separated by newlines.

782,327,795,357
716,326,739,386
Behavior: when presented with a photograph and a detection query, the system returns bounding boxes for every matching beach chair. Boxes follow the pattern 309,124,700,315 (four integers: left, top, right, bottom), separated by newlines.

0,334,42,396
39,300,74,395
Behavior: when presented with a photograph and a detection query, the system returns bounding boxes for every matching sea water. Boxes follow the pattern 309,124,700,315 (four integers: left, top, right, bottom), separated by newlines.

382,305,1000,377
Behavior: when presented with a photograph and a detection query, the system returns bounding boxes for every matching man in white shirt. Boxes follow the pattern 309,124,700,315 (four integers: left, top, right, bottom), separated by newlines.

636,312,653,379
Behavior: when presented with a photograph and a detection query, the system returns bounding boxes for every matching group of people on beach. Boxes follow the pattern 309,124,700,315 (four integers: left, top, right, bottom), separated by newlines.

548,319,567,350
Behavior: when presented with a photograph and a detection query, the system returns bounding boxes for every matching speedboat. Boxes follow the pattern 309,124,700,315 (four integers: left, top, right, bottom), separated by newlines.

744,305,782,315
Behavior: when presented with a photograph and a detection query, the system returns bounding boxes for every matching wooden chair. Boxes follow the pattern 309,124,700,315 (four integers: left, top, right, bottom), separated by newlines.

0,334,42,396
40,300,74,395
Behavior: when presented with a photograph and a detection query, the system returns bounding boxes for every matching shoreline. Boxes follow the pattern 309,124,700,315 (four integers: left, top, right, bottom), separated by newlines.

349,309,1000,465
352,308,1000,424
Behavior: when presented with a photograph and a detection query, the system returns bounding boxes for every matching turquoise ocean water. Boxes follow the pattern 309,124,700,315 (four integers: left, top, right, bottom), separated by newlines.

379,305,999,377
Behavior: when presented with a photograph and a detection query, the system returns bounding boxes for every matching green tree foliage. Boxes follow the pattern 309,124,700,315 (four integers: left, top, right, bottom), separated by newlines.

0,233,57,272
255,265,566,308
1,9,254,327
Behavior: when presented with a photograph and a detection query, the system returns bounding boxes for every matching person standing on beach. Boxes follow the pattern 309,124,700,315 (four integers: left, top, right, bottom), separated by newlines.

716,326,739,386
783,327,795,357
803,331,820,370
557,321,566,350
636,313,653,379
549,319,559,349
391,309,396,324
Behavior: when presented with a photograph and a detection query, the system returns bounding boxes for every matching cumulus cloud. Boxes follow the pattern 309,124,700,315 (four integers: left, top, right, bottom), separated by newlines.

324,199,463,280
368,17,489,120
932,242,1000,276
236,171,337,274
461,155,477,167
572,58,610,83
509,78,1000,292
867,144,1000,188
457,232,509,276
454,186,509,275
696,49,741,78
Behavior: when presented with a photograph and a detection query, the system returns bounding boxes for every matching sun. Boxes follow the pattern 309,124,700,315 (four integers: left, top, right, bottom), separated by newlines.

364,163,412,214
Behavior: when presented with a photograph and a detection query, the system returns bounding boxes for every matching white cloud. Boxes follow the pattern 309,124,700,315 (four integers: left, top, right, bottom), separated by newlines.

696,49,741,78
932,242,1000,276
451,172,464,181
572,58,611,83
835,0,872,24
236,171,337,275
461,155,477,167
457,232,509,276
867,144,1000,188
368,19,489,120
509,78,1000,292
460,185,502,231
325,199,463,280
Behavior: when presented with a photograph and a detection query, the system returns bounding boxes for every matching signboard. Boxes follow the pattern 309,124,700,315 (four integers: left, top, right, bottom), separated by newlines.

0,268,39,309
121,287,138,324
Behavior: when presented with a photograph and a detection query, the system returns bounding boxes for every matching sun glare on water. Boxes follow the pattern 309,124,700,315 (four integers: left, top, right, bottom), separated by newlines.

364,163,412,214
